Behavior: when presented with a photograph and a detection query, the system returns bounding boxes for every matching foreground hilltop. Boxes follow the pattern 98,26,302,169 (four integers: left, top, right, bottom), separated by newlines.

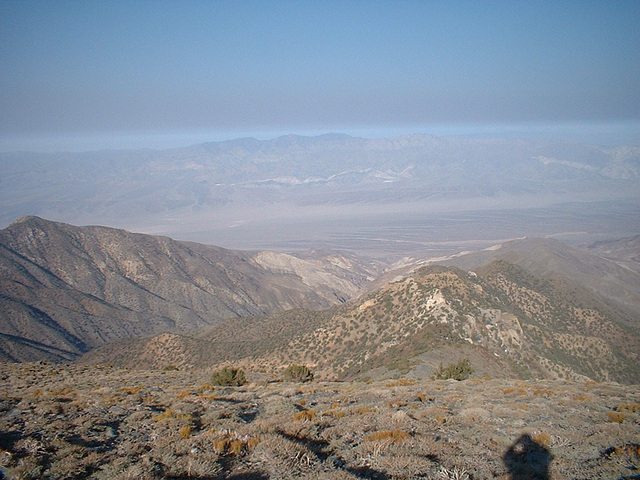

0,362,638,479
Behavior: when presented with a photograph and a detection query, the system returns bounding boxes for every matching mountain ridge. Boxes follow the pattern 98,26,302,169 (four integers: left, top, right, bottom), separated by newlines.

2,216,639,384
81,252,640,384
0,216,382,362
432,236,640,322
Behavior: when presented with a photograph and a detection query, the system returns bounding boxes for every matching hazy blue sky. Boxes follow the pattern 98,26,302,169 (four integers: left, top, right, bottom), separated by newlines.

1,0,639,150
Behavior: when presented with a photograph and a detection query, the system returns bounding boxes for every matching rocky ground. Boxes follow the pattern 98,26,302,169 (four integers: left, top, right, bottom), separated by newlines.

0,362,639,479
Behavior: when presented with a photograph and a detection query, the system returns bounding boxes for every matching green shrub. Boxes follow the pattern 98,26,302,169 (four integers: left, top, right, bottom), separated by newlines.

432,358,474,381
283,364,314,383
211,367,246,386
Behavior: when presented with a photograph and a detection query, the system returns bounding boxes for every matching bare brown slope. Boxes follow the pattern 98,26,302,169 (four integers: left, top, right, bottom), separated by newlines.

587,234,640,274
0,216,380,362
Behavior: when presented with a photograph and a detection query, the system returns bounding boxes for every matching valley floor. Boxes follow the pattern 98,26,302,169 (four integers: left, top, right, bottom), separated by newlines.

0,363,638,479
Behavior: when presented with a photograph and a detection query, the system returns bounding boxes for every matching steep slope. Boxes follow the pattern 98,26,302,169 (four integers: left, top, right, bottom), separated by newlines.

587,234,640,274
82,261,640,384
435,236,640,323
0,217,381,362
256,263,639,383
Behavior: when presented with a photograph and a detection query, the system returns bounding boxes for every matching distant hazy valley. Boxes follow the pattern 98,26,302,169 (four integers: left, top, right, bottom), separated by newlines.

2,135,639,478
1,134,639,385
2,134,638,258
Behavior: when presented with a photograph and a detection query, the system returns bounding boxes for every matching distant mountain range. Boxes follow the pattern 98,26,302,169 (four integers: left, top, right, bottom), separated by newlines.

1,134,638,256
2,217,637,384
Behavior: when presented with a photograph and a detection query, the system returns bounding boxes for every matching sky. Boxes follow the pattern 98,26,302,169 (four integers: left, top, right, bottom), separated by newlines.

1,0,639,151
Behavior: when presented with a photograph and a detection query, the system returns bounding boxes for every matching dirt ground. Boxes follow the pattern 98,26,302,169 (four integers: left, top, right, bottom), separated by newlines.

1,362,638,479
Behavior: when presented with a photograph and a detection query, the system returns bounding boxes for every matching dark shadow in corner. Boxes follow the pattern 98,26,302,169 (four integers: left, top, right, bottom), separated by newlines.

504,434,553,480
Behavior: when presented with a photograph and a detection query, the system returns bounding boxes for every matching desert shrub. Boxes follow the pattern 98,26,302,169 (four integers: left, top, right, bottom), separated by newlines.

283,364,314,383
432,358,474,381
293,409,316,421
211,367,246,386
607,411,627,423
178,425,192,439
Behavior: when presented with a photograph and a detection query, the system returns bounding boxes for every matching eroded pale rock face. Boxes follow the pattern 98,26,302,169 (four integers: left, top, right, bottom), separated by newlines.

251,251,362,297
424,289,447,310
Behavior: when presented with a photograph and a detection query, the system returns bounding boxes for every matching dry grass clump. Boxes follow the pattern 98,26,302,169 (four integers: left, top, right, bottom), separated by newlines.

616,402,640,413
322,408,346,418
532,388,555,396
152,407,174,422
572,394,592,401
502,387,527,395
178,424,192,439
363,429,411,444
293,408,316,422
606,411,628,423
532,432,551,447
385,378,416,387
210,431,260,455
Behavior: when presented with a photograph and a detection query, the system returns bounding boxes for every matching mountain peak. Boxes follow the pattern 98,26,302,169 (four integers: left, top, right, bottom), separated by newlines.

10,215,48,227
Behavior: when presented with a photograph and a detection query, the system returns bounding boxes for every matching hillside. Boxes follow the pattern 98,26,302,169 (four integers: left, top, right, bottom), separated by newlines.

2,362,639,480
236,260,640,384
82,257,640,384
0,217,383,363
2,216,638,384
434,236,640,323
587,234,640,275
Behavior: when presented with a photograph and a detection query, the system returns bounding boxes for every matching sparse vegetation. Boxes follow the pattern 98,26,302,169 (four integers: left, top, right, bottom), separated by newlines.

0,362,639,479
432,358,474,381
283,364,314,383
211,367,247,386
